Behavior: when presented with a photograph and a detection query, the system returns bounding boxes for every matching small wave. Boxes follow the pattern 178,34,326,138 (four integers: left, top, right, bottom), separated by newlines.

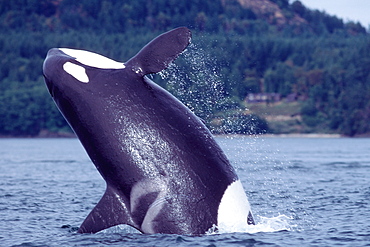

97,215,295,236
40,159,77,164
207,215,295,235
99,224,142,234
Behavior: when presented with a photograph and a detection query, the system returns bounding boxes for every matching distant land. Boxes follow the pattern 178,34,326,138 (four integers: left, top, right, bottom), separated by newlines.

0,0,369,137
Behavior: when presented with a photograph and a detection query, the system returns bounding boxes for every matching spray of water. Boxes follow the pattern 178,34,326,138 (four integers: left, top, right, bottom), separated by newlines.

158,43,226,129
149,43,298,234
158,43,268,135
101,214,295,235
205,214,295,235
160,45,297,235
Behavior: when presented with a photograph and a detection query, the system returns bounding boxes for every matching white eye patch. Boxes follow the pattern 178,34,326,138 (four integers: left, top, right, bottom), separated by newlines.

59,48,126,69
63,62,89,83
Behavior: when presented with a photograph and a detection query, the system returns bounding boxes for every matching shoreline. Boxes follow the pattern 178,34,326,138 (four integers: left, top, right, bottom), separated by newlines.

2,132,370,139
262,133,342,138
214,133,343,138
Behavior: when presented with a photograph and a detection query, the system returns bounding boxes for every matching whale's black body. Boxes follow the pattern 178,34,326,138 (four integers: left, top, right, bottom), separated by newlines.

43,27,254,235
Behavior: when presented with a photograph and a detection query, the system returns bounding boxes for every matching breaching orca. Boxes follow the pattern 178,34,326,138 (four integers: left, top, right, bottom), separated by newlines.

43,27,254,235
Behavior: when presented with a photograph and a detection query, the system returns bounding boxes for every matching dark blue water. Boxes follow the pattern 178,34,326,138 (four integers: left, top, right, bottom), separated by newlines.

1,136,369,246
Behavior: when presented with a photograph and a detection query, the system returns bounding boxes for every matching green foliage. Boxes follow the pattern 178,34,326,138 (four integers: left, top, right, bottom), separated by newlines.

0,82,68,136
221,114,269,135
0,0,369,136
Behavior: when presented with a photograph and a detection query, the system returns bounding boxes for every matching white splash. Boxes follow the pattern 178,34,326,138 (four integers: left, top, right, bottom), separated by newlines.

158,43,224,120
208,214,295,235
99,224,141,234
252,215,296,233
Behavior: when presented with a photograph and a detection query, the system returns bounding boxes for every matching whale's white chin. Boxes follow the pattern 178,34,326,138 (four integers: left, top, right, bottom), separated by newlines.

217,180,253,230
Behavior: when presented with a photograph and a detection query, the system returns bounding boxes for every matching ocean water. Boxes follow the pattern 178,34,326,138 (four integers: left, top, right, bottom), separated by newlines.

0,136,369,246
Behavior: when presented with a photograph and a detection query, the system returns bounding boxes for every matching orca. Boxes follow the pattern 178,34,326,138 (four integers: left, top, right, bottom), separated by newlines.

42,27,254,235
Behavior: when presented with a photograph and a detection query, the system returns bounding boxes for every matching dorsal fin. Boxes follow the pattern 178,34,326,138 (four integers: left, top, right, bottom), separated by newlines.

78,186,138,233
126,27,191,76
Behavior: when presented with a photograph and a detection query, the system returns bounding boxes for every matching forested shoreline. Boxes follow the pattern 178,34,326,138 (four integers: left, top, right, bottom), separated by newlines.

0,0,369,136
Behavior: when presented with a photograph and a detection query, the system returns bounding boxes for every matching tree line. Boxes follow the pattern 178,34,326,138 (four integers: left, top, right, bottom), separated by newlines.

0,0,369,136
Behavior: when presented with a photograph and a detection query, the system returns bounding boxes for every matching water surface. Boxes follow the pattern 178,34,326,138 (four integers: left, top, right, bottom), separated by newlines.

1,137,369,246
